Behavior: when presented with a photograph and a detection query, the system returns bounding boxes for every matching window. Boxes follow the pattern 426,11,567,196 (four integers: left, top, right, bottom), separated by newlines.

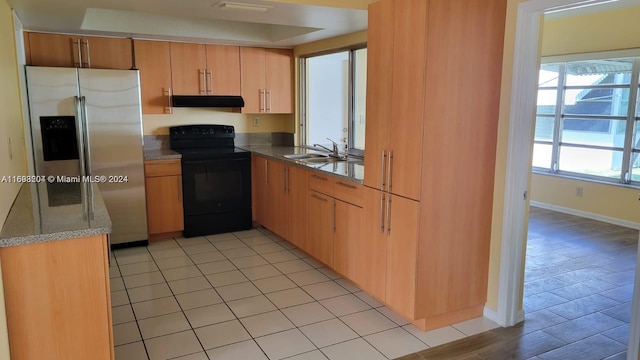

532,55,640,184
300,47,367,155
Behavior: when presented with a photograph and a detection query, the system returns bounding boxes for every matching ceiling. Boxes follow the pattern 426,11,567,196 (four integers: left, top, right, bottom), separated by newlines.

7,0,372,47
6,0,638,48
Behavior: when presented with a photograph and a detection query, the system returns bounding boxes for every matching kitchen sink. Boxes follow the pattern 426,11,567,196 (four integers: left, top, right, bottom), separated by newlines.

299,156,362,164
282,153,329,160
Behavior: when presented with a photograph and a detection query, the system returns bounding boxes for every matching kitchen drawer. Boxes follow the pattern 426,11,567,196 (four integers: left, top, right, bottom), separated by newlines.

333,180,364,207
309,172,334,196
145,159,182,177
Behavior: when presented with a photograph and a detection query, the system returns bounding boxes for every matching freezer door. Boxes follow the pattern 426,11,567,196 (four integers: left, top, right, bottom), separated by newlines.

79,69,148,244
26,66,82,177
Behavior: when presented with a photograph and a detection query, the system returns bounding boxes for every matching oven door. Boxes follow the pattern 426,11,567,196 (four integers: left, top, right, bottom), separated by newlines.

181,156,251,215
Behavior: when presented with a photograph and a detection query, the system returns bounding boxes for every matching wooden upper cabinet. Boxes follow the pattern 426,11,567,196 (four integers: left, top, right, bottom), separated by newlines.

170,43,241,96
240,47,267,113
240,47,293,114
265,48,293,113
363,0,395,192
206,44,241,95
170,42,207,95
363,0,426,201
85,36,133,70
134,40,172,114
27,32,133,70
387,0,428,201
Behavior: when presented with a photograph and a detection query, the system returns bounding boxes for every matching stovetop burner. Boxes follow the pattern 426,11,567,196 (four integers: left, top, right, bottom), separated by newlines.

169,124,237,151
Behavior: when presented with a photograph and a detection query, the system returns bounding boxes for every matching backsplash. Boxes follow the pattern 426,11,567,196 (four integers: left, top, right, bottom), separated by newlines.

143,132,294,150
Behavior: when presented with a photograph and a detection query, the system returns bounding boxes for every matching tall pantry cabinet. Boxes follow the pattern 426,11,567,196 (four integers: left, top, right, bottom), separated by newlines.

363,0,507,330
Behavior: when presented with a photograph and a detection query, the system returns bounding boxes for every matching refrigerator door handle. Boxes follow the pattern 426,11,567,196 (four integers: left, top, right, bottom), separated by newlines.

74,96,87,178
80,96,92,176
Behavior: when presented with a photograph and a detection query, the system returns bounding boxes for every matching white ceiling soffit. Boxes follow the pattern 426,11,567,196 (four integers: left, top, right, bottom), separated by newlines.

81,8,321,44
9,0,368,47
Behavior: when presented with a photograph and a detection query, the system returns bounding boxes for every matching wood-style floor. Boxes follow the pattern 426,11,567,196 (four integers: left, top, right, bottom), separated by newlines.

398,207,637,360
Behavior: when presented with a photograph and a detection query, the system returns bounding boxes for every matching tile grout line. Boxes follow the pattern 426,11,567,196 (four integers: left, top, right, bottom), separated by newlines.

113,229,442,360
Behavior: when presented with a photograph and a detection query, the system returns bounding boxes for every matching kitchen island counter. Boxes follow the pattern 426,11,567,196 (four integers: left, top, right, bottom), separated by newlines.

0,182,111,247
241,145,364,184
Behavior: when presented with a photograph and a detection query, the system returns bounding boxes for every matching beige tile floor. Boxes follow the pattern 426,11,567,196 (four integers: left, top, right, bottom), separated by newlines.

111,228,498,360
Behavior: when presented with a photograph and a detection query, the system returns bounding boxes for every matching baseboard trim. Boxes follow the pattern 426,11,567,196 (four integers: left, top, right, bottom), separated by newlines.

530,201,640,230
483,306,498,323
484,306,524,327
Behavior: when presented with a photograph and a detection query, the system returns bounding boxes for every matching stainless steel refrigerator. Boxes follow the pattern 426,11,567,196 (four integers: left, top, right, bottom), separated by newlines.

26,66,148,245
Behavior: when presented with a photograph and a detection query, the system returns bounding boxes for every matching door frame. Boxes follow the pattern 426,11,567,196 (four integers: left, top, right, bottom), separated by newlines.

496,0,640,358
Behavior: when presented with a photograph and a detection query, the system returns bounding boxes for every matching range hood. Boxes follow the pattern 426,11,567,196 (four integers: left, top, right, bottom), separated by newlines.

171,95,245,108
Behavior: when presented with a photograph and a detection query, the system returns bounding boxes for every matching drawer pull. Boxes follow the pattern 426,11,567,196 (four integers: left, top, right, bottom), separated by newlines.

335,181,357,190
311,174,328,182
311,194,328,202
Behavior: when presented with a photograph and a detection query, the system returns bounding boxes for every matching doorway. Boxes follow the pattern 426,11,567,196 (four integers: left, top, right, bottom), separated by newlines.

496,0,640,358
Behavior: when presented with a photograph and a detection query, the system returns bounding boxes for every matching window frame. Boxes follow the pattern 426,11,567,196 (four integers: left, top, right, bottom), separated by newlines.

299,44,367,156
533,50,640,185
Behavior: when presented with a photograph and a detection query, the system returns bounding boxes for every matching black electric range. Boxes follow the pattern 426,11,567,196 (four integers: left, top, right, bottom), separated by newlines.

170,125,252,237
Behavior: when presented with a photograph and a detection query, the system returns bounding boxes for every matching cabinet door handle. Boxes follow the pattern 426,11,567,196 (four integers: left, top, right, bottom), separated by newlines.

72,38,82,67
206,70,213,94
286,166,290,193
379,193,385,233
266,90,272,112
199,69,206,94
380,150,387,191
386,195,392,236
336,181,357,190
265,159,269,185
311,193,328,202
332,200,336,233
163,87,173,114
81,39,91,68
387,150,393,193
283,166,288,193
260,89,267,112
311,174,328,182
177,176,182,203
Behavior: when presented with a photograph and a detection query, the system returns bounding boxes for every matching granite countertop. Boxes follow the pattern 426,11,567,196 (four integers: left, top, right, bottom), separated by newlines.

143,149,182,161
0,182,112,247
241,145,364,184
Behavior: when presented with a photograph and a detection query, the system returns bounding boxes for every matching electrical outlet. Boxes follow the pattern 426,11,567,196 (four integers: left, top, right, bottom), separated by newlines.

576,186,583,197
253,117,260,127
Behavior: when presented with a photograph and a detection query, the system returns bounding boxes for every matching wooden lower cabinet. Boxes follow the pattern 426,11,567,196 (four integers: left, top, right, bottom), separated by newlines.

251,155,308,245
252,155,267,224
0,235,113,360
333,200,364,282
363,187,420,320
307,190,334,266
144,159,184,240
268,160,289,238
287,165,308,248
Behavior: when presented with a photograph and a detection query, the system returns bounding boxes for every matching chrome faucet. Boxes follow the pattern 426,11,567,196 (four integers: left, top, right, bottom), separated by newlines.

313,138,343,158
